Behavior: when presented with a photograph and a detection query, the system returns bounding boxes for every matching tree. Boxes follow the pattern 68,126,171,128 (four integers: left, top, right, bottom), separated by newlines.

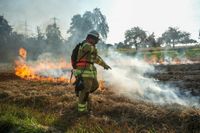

161,27,181,47
199,30,200,39
161,27,197,47
37,26,45,40
115,42,124,49
46,23,62,43
93,8,109,39
0,16,12,42
124,27,147,50
0,16,14,62
45,21,63,54
157,37,163,47
179,32,197,44
145,32,158,47
67,8,109,45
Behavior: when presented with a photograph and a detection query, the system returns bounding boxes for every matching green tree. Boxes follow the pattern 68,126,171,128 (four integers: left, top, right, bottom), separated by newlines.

45,21,63,54
0,16,12,42
93,8,109,39
0,16,14,62
67,8,109,45
37,26,45,41
145,32,158,48
157,37,163,47
124,27,147,50
115,42,124,49
161,27,181,47
161,27,197,47
179,31,197,44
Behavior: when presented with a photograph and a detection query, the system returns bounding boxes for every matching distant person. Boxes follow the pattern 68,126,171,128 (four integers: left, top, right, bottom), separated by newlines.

71,30,111,115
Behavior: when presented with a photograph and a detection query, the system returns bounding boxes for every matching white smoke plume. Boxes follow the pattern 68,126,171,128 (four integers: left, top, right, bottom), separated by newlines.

19,48,199,108
26,53,71,79
102,50,200,107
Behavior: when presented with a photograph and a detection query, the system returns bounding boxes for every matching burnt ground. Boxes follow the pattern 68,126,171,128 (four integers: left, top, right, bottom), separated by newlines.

0,63,199,133
151,63,200,96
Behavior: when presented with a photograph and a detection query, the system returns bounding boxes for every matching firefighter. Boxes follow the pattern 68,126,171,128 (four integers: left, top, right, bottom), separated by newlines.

74,30,111,115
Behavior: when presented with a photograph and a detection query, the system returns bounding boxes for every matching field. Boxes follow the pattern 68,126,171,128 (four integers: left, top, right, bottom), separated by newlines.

0,62,200,133
117,46,200,61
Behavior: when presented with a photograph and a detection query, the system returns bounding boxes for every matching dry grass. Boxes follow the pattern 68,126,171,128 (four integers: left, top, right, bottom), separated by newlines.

0,64,200,133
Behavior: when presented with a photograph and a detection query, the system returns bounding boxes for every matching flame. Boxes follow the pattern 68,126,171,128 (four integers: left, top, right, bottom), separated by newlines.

19,48,27,59
144,53,197,65
15,48,106,90
99,80,106,91
15,48,70,83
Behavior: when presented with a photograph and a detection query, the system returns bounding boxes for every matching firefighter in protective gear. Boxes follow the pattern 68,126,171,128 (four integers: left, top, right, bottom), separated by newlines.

74,30,111,114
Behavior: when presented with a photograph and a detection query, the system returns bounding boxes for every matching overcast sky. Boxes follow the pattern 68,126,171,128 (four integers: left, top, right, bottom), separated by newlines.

0,0,200,44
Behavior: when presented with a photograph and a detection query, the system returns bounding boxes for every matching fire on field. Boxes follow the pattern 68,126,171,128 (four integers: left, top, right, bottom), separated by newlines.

0,47,199,132
0,63,200,132
15,48,71,83
14,48,106,91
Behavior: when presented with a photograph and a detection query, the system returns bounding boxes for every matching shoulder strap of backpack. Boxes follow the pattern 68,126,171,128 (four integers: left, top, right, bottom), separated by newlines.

70,42,90,83
76,42,90,64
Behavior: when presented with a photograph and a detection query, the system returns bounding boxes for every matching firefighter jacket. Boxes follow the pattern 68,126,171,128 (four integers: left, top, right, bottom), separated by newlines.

74,42,107,78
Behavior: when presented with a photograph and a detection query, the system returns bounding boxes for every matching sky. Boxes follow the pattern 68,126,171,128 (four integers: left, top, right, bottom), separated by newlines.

0,0,200,44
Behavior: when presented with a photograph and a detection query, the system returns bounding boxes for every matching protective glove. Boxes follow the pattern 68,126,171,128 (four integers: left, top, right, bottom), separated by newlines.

104,64,111,70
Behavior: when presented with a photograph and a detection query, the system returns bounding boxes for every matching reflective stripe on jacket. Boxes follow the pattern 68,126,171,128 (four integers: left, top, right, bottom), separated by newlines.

74,42,107,78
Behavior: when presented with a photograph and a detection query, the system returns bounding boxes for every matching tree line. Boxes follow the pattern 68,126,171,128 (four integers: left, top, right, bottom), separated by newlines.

116,26,198,50
0,8,199,62
0,8,109,62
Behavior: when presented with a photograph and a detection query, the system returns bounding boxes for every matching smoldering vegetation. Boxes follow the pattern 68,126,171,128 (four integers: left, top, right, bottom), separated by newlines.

0,63,200,132
1,48,200,132
103,51,200,108
1,6,200,132
150,63,200,96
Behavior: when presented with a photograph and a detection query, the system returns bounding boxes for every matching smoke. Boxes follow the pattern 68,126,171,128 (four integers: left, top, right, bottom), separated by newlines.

27,52,71,79
0,0,83,36
103,50,200,107
161,46,194,65
15,46,199,108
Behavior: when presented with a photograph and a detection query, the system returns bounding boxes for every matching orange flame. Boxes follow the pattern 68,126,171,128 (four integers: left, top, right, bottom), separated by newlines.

19,48,27,59
99,80,106,91
15,48,71,83
144,53,195,65
15,48,106,90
